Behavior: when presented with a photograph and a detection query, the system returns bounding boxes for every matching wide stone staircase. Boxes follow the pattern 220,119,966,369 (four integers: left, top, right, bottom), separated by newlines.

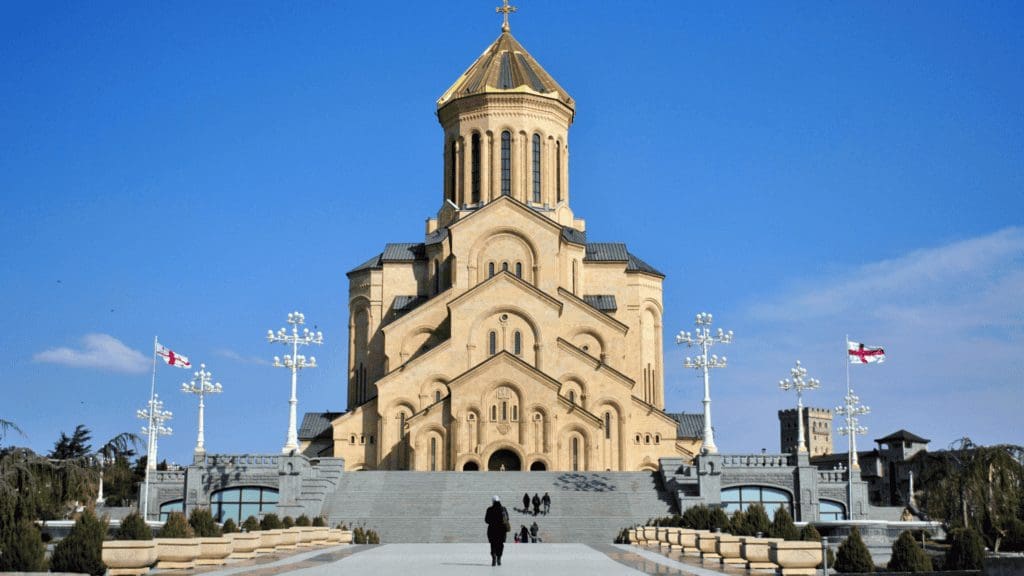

320,471,675,543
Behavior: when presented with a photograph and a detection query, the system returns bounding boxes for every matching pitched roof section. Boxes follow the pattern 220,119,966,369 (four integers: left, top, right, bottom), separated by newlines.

347,253,383,276
667,412,705,439
298,411,345,440
425,228,448,246
583,295,617,312
875,429,931,444
392,295,428,313
626,252,665,277
382,243,426,262
585,242,629,262
437,31,574,111
561,226,586,245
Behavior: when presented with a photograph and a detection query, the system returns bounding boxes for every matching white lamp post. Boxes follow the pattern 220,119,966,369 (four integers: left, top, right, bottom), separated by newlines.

181,363,222,454
267,311,323,454
778,360,821,453
95,453,106,504
836,388,869,518
137,394,172,520
675,312,733,454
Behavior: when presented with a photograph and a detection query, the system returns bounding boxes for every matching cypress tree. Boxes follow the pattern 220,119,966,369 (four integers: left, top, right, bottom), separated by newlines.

295,514,312,527
745,503,771,536
944,527,984,570
188,508,222,537
241,515,261,532
0,517,46,571
49,509,107,576
222,518,239,534
730,509,750,536
709,507,732,533
887,530,932,572
311,516,326,527
116,512,152,540
159,511,193,538
260,513,283,531
769,508,800,541
282,515,295,529
834,527,874,573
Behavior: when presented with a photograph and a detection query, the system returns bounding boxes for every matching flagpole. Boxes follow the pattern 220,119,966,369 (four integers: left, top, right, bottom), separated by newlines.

142,336,158,521
845,334,853,519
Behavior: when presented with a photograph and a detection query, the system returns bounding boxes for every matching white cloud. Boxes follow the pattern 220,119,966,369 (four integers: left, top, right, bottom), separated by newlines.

33,333,149,374
215,348,270,366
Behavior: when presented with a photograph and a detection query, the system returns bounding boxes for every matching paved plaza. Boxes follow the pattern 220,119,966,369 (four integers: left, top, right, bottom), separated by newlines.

153,543,736,576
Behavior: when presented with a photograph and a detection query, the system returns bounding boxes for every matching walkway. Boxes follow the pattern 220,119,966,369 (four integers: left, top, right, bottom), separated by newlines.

154,543,734,576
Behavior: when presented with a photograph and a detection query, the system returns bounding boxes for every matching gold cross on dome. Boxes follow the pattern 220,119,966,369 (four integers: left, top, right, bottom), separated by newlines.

496,0,517,32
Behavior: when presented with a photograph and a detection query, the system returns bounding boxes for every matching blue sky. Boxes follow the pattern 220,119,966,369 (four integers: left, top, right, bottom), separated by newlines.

1,2,1021,463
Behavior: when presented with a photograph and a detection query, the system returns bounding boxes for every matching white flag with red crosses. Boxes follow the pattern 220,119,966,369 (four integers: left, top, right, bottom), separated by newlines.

155,342,191,368
848,341,885,364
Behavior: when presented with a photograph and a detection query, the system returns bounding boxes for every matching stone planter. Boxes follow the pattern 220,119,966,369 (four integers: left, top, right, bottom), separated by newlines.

716,534,745,565
324,528,343,544
337,529,353,544
740,536,782,571
255,529,281,554
642,526,657,542
311,526,330,545
228,532,261,559
627,528,640,544
661,527,682,550
697,531,722,561
769,540,823,576
154,537,200,570
195,536,232,566
679,529,707,557
102,539,157,576
294,526,316,547
277,528,300,550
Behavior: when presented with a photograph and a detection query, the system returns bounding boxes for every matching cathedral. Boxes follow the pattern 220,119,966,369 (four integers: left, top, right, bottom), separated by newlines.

299,15,703,472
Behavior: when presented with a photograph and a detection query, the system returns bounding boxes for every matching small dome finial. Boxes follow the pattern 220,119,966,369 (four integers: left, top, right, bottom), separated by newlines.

496,0,517,32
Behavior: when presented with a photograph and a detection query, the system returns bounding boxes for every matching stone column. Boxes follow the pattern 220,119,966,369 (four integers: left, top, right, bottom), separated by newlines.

794,451,819,522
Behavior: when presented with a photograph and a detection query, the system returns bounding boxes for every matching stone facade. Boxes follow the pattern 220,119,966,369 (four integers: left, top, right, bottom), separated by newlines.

778,407,833,457
311,27,702,471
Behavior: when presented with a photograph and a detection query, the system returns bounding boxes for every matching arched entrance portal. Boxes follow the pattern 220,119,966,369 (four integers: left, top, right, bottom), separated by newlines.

529,461,547,471
487,449,521,471
463,461,480,471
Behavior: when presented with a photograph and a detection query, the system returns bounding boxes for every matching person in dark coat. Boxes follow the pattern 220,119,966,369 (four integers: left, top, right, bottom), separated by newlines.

542,492,551,515
522,492,530,513
519,525,529,544
532,493,541,516
530,521,539,543
485,495,509,566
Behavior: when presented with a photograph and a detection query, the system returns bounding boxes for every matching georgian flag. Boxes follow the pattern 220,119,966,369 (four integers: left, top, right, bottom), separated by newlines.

156,342,191,368
848,341,885,364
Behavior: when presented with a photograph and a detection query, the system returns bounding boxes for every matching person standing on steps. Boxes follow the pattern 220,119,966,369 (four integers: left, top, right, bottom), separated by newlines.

542,492,551,515
519,524,529,544
485,495,509,566
522,493,530,514
532,493,541,516
530,521,540,543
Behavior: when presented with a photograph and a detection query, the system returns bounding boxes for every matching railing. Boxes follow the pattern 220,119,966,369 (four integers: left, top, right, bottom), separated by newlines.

151,470,186,483
720,454,794,468
818,470,848,483
196,453,281,468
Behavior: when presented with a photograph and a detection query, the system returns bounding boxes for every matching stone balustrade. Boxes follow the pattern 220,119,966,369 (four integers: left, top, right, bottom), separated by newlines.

769,540,823,576
720,454,794,468
739,536,782,571
715,534,745,566
696,531,722,561
817,470,847,483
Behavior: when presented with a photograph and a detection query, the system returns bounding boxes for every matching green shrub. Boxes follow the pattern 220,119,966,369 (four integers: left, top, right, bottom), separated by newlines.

709,507,731,533
282,515,295,529
312,516,326,527
337,522,349,530
366,529,380,544
730,510,750,536
613,527,631,544
681,505,711,530
0,517,46,571
769,508,800,541
1004,517,1024,552
159,511,194,538
353,526,365,543
242,515,261,532
834,527,874,573
260,513,283,531
116,512,152,540
745,504,771,536
49,509,108,576
222,518,238,534
944,527,984,570
295,514,311,527
887,530,932,572
189,508,222,537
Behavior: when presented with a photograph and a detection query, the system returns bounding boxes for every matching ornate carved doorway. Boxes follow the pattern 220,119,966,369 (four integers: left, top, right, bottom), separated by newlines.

487,449,521,471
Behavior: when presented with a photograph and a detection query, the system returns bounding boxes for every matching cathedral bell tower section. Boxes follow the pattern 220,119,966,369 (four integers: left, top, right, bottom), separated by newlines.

436,29,579,229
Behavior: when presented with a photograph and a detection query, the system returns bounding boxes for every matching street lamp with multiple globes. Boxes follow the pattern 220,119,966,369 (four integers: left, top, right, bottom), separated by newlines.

675,312,733,454
137,394,172,520
267,311,323,454
836,388,869,518
181,363,222,455
778,360,821,453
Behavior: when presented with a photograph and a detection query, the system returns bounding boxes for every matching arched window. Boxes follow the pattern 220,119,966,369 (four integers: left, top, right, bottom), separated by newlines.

512,405,518,421
571,437,580,471
399,412,406,438
500,131,511,195
568,390,576,404
819,500,846,521
644,434,651,445
513,331,522,355
501,401,508,421
210,487,278,524
471,133,481,204
491,405,497,421
531,133,541,203
654,434,661,445
350,434,356,444
515,262,522,278
556,140,562,202
571,259,578,294
502,261,509,272
488,331,497,355
635,433,641,444
434,390,442,403
158,499,184,522
430,436,438,471
449,140,457,203
604,412,611,440
488,262,495,278
720,486,793,516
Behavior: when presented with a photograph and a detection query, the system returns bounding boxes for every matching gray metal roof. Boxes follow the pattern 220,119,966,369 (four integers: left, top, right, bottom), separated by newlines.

298,412,345,440
561,227,587,245
626,253,665,277
583,295,617,312
393,295,428,313
382,243,426,262
875,429,930,444
584,242,629,261
425,228,448,246
667,412,704,439
347,253,383,275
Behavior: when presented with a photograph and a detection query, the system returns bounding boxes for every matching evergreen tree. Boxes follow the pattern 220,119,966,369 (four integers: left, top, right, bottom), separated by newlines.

260,513,283,531
116,512,152,540
944,527,984,570
241,516,261,532
188,508,222,537
769,507,800,541
834,527,874,573
887,530,932,572
709,506,732,533
745,503,771,536
49,509,107,576
296,514,312,527
49,425,93,459
282,515,295,529
159,511,193,538
312,516,326,527
222,518,239,534
730,509,750,536
0,517,45,571
681,505,712,530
